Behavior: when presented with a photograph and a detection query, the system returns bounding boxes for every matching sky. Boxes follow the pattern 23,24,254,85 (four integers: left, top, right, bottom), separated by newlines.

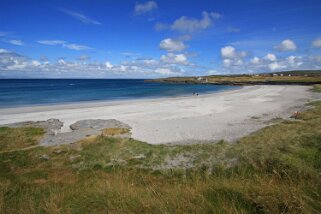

0,0,321,78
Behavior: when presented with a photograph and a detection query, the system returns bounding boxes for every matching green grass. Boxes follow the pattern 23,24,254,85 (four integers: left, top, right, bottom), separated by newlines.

0,90,321,213
153,74,321,85
313,84,321,92
0,127,44,152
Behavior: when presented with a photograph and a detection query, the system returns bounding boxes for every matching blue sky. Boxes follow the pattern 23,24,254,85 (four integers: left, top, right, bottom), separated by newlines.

0,0,321,78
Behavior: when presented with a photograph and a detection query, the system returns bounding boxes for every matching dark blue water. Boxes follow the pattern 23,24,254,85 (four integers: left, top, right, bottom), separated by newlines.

0,79,237,108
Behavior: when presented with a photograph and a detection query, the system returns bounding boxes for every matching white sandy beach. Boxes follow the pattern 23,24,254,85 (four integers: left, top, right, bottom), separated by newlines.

0,85,318,144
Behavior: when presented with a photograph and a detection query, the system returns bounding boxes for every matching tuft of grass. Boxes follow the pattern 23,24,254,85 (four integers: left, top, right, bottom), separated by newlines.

0,127,44,152
312,84,321,92
101,128,130,136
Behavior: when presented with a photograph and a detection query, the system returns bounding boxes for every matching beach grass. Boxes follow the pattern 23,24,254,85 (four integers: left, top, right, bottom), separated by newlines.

0,127,44,152
313,84,321,92
0,91,321,213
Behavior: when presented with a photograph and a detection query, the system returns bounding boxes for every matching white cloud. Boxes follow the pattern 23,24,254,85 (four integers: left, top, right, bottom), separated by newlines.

312,37,321,48
310,55,321,62
120,52,140,57
154,22,168,31
0,49,191,78
264,53,277,61
221,46,236,58
250,57,260,64
223,59,231,67
0,48,10,53
276,39,297,51
135,1,158,15
159,38,186,52
157,11,222,33
223,59,243,67
105,61,113,69
155,68,176,75
38,40,66,45
38,40,92,51
31,60,41,67
9,39,24,46
221,46,247,59
58,59,66,65
141,59,158,65
78,55,90,61
1,49,317,78
287,56,303,67
160,53,188,65
268,62,286,71
63,43,92,50
60,9,101,25
219,50,309,73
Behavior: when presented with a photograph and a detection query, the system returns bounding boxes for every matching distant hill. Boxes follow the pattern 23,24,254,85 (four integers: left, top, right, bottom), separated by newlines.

150,70,321,86
270,70,321,76
206,70,321,77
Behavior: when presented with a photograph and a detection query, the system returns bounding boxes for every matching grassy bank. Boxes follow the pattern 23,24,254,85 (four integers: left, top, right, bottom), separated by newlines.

0,88,320,213
150,71,321,86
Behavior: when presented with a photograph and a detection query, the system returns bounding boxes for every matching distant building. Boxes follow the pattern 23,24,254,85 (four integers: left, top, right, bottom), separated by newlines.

280,74,284,77
273,74,278,77
288,74,292,77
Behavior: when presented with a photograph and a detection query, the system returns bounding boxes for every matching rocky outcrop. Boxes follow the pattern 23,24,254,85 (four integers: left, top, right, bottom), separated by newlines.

2,119,131,146
4,119,63,135
70,119,130,131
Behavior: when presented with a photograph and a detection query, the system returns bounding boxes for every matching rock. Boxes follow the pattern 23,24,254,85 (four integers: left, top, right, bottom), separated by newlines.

70,119,131,131
39,154,50,161
2,119,63,135
53,149,64,154
133,154,146,159
3,118,131,146
69,155,81,162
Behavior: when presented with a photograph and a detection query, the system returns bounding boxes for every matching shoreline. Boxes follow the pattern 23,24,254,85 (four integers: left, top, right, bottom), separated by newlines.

1,85,319,145
0,85,241,114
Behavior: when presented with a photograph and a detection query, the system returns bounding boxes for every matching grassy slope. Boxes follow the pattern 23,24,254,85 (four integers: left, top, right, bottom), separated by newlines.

0,86,320,213
0,127,44,152
152,73,321,85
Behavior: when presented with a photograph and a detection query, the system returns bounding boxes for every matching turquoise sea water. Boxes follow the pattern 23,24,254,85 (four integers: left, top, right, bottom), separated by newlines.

0,79,238,108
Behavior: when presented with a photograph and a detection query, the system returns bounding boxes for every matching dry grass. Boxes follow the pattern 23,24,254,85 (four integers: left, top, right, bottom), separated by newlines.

101,128,130,136
0,127,44,152
313,84,321,92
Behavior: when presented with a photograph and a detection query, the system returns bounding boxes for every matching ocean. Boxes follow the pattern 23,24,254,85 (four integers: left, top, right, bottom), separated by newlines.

0,79,237,108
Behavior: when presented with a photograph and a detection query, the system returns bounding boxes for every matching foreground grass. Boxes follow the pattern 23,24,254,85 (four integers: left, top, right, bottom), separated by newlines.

0,99,321,212
0,127,44,152
313,84,321,92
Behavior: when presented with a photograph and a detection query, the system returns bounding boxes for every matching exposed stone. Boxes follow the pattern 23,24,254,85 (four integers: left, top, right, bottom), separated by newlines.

70,119,131,131
53,149,64,154
2,118,131,146
2,119,64,136
69,155,81,162
39,154,50,161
